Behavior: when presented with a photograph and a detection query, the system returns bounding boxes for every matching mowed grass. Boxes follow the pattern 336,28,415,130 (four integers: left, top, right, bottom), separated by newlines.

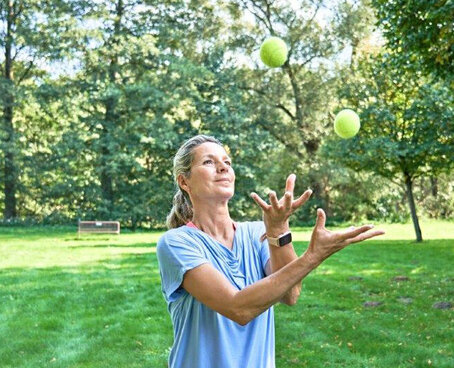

0,220,453,367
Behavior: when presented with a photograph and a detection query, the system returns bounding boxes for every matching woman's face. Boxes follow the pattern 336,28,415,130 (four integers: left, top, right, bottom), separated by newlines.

179,142,235,204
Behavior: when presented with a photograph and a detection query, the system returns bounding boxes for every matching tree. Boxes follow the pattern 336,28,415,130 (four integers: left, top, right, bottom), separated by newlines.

57,0,250,227
0,0,81,219
372,0,454,81
219,0,376,212
325,52,454,241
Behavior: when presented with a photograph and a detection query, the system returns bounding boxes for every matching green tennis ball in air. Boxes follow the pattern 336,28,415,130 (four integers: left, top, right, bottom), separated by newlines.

260,37,288,68
334,109,361,139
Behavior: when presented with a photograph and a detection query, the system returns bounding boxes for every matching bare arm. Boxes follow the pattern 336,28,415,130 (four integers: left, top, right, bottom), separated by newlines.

183,250,319,326
265,235,301,305
252,174,312,305
183,208,385,325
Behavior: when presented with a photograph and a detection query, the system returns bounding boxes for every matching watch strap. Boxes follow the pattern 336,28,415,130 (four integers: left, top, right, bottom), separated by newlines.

265,231,292,247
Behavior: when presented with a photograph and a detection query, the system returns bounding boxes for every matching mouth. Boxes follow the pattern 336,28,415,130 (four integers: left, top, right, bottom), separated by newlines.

216,179,231,183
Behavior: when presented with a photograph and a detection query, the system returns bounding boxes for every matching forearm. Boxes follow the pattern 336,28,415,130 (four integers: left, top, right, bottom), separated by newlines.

267,221,296,272
268,242,301,304
231,251,320,325
267,222,301,304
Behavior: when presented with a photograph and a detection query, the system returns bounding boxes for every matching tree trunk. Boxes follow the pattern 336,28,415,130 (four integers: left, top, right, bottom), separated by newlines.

2,0,17,219
404,173,423,242
284,64,320,155
100,135,114,205
430,176,438,197
100,0,124,214
3,93,16,219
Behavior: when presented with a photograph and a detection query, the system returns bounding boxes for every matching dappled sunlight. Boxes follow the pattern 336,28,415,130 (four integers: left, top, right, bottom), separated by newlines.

410,267,427,274
359,269,386,276
315,268,336,275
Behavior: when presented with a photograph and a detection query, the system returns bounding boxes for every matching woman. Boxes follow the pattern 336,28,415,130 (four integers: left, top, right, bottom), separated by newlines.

157,135,384,368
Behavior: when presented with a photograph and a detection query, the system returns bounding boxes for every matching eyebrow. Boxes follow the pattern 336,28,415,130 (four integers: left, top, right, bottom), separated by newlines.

202,154,232,160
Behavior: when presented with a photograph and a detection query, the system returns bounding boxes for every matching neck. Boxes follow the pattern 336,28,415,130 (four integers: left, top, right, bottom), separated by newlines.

191,201,233,238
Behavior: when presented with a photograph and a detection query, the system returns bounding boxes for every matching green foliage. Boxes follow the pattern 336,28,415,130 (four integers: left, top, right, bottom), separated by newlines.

413,172,454,219
0,0,89,218
1,0,452,226
325,52,454,181
372,0,454,81
324,50,453,240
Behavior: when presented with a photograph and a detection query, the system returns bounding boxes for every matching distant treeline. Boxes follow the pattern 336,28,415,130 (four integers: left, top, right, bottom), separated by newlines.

0,1,452,233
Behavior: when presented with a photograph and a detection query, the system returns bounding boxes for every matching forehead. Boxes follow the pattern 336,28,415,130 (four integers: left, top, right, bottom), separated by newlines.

193,142,229,159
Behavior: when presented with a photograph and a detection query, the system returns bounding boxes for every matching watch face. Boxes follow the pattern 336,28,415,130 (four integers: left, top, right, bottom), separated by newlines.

278,232,292,246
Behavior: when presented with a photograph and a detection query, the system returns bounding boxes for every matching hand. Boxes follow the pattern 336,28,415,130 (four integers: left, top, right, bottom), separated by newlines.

306,208,385,264
250,174,312,236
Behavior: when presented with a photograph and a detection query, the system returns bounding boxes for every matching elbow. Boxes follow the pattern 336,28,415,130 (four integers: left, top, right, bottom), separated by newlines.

280,296,298,306
231,311,253,326
281,288,301,306
226,293,256,326
286,296,299,306
236,319,250,326
226,305,254,326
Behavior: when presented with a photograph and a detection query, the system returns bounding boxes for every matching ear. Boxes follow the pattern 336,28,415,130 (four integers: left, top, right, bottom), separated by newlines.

177,174,190,194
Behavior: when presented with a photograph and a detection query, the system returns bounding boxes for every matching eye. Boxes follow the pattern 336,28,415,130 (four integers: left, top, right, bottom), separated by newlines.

203,159,214,165
225,161,232,166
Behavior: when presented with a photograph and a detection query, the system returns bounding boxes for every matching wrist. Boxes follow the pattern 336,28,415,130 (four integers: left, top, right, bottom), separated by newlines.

302,250,322,268
265,221,290,238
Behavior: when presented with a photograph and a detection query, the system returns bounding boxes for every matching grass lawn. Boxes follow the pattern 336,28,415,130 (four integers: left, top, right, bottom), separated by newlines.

0,220,453,367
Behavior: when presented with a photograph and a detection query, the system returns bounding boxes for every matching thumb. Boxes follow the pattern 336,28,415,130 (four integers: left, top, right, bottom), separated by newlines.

315,208,326,229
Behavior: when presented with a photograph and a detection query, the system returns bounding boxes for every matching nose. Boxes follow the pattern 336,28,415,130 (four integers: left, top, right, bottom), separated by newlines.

217,161,229,172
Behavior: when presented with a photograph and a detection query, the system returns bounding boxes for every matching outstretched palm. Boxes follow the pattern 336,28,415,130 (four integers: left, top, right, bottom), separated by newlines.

250,174,312,233
307,208,385,263
250,173,385,253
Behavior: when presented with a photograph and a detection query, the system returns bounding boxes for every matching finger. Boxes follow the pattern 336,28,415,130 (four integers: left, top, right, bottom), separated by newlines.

283,191,292,211
337,224,375,242
250,192,271,211
292,189,312,209
340,226,356,234
285,173,296,193
347,229,386,245
269,191,279,209
315,208,326,229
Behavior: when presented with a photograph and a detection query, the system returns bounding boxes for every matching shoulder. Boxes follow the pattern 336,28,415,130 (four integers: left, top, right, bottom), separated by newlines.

157,226,202,253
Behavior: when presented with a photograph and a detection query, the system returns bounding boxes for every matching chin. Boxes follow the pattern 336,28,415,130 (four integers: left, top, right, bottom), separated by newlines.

218,189,235,201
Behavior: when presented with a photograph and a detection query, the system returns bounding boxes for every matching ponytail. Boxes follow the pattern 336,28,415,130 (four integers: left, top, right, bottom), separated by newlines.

166,189,193,229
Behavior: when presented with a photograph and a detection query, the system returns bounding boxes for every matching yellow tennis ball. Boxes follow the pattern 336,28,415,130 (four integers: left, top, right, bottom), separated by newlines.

334,109,361,139
260,37,288,68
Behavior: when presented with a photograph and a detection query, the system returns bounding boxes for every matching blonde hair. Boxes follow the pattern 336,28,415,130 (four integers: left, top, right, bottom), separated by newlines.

166,135,223,229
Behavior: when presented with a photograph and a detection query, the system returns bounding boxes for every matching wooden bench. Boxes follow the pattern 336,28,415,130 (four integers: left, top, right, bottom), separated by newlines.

78,221,120,237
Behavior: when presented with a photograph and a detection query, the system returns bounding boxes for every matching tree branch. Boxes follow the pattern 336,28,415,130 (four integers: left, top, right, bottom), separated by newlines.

239,84,295,120
12,44,26,62
275,103,295,120
256,118,304,160
16,58,36,85
12,1,24,21
242,0,274,34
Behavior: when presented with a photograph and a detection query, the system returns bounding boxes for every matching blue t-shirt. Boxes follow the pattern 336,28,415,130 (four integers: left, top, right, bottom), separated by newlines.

156,221,274,368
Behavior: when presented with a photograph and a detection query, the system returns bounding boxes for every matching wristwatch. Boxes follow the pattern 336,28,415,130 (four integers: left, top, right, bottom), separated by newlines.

266,231,292,247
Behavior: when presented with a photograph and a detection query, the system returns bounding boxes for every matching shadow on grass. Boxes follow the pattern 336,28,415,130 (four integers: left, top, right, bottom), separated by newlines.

67,242,154,249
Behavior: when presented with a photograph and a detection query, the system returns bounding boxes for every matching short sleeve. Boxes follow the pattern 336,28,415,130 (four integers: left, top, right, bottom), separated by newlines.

157,230,209,303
